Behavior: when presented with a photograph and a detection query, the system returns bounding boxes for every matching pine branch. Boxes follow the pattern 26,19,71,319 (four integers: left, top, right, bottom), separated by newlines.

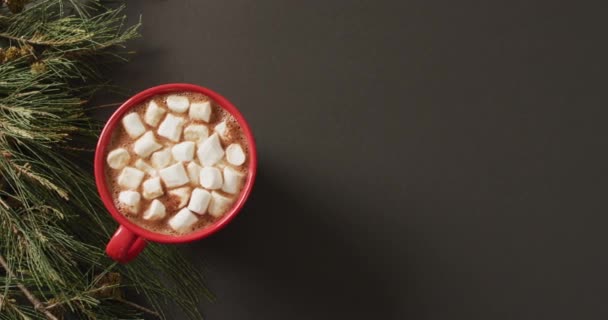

0,254,59,320
0,32,63,45
0,1,212,319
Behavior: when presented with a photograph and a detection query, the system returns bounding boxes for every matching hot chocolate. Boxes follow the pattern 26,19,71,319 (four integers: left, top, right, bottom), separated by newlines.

104,92,249,235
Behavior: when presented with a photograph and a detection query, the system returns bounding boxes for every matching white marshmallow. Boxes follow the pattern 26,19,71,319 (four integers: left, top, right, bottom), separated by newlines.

134,159,157,177
122,113,146,139
197,133,224,166
166,95,190,113
168,187,191,208
157,114,185,142
226,144,246,166
118,190,141,213
208,191,234,217
214,161,227,170
187,188,211,215
142,177,164,200
133,131,162,158
159,163,189,188
200,166,223,190
222,167,245,194
118,190,141,206
186,162,202,185
171,141,195,162
144,100,166,127
189,101,211,122
117,167,145,190
143,199,166,220
214,120,235,142
168,208,198,232
106,148,130,170
214,121,227,137
183,124,209,142
150,148,173,169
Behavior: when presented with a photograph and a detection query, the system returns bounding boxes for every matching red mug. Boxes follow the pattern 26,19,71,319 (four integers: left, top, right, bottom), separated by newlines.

94,83,257,263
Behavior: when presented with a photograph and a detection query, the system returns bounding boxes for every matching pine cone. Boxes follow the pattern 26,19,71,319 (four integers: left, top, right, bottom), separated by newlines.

94,272,124,299
45,297,67,319
19,44,32,57
30,61,46,74
4,46,20,62
5,0,27,13
0,48,5,63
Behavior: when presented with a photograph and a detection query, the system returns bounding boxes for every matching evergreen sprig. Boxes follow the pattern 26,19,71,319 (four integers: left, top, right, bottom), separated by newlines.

0,1,212,319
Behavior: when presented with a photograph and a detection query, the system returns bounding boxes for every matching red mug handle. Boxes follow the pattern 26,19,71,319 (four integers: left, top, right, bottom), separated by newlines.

106,225,147,263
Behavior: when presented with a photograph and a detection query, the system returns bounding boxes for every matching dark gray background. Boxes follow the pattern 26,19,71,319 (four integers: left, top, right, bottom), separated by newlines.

98,1,608,319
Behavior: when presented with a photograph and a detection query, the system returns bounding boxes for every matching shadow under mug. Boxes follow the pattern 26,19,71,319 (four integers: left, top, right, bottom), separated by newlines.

94,83,257,263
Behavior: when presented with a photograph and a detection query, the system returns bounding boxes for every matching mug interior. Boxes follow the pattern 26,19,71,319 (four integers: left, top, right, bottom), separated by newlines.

94,83,257,243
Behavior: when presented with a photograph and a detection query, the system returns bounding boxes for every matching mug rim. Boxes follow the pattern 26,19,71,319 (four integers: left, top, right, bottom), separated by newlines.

94,83,257,243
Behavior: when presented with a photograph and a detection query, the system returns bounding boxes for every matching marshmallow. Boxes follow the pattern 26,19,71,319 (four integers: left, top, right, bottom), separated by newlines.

133,131,162,158
214,120,235,142
143,199,166,220
186,162,202,186
159,163,190,188
208,191,234,217
168,208,198,232
142,177,163,200
157,114,185,142
222,167,245,194
200,166,223,190
214,161,227,170
183,124,209,142
106,148,130,170
118,190,140,206
166,95,190,113
122,113,146,139
168,187,192,208
144,100,166,127
226,144,246,166
187,188,211,215
197,133,224,166
117,167,145,190
150,148,173,169
189,101,211,122
118,190,141,213
214,121,227,137
134,159,157,177
171,141,195,162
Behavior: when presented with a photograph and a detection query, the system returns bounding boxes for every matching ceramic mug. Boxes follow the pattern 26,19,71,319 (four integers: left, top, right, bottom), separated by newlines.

94,83,257,263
